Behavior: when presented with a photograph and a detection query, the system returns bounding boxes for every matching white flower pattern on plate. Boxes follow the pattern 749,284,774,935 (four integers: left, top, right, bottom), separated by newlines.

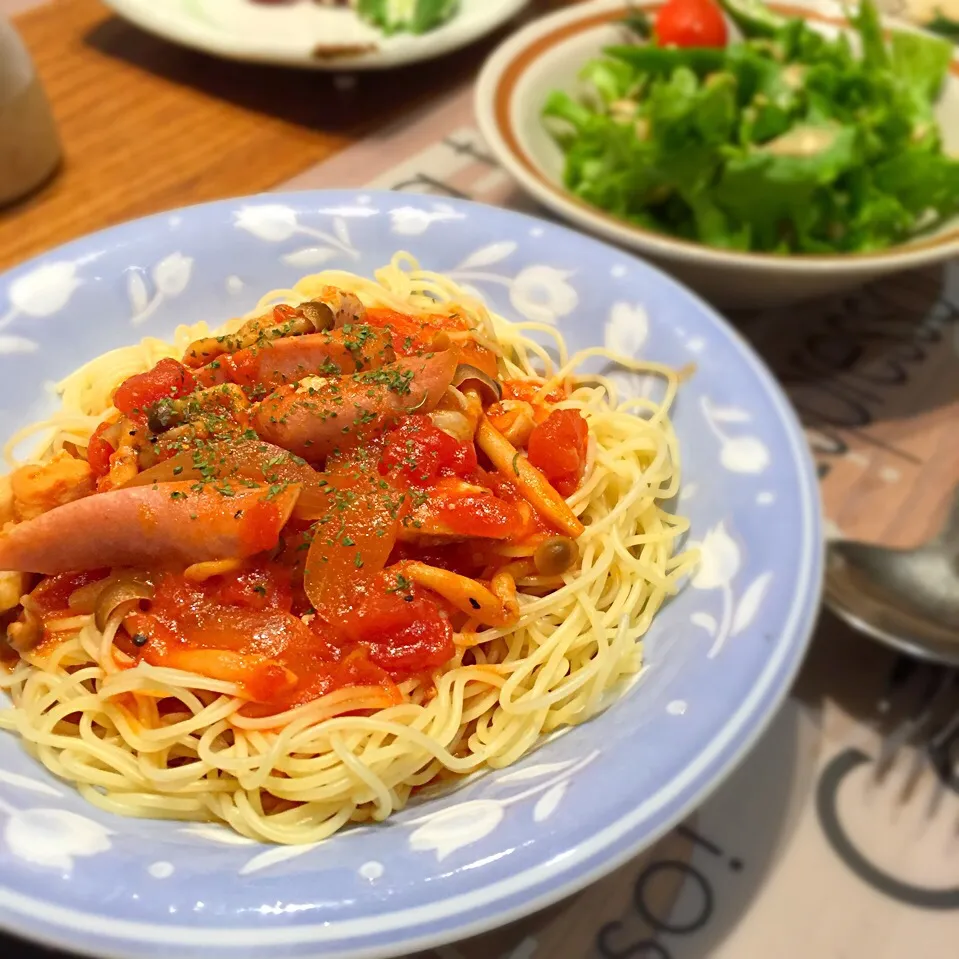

390,202,465,236
689,522,773,657
403,752,597,864
9,262,82,318
701,396,771,474
0,769,63,798
3,806,111,873
235,204,362,266
128,252,195,327
0,261,85,353
509,265,578,323
444,242,579,324
409,800,505,862
604,301,651,400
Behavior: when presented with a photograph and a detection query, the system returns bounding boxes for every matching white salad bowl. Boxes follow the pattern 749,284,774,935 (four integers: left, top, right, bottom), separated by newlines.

475,0,959,308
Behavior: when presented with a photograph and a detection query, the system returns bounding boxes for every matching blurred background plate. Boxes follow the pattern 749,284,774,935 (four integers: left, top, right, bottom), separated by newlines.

99,0,530,70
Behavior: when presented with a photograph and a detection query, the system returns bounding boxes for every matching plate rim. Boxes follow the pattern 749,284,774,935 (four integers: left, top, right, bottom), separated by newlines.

0,190,824,959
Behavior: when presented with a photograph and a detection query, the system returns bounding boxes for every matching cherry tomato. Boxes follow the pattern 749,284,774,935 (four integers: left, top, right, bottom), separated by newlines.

86,422,116,477
527,409,589,498
379,416,477,486
113,358,196,419
655,0,727,48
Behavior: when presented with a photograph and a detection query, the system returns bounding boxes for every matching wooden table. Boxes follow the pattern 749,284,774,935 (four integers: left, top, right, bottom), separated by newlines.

0,0,570,271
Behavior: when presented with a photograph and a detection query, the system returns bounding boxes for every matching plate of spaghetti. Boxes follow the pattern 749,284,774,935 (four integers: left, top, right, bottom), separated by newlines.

0,192,821,959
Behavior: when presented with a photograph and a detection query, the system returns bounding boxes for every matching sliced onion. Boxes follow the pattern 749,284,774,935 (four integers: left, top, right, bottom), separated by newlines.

452,364,502,405
121,451,201,488
68,576,112,614
227,441,328,520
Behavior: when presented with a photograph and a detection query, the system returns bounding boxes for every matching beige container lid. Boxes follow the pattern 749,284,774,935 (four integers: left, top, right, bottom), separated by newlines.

0,16,61,207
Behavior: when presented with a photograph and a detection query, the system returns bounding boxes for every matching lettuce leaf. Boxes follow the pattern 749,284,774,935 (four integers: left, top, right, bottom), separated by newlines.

890,30,953,102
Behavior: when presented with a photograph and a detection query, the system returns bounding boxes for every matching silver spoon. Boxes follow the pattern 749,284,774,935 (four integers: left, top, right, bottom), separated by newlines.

825,485,959,668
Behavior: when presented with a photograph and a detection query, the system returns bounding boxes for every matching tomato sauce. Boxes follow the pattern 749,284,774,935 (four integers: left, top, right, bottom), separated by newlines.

123,563,453,712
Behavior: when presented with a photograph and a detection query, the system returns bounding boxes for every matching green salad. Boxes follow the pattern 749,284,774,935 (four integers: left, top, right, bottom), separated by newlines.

542,0,959,254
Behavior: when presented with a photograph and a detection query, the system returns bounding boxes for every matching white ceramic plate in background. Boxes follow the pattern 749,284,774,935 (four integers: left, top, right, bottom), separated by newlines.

475,0,959,308
101,0,529,70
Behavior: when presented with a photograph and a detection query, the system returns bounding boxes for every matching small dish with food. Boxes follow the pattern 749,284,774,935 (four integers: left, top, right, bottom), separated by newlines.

100,0,529,69
476,0,959,306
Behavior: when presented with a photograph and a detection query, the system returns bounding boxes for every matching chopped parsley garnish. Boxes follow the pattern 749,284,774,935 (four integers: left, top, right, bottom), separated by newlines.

354,367,415,396
388,573,412,594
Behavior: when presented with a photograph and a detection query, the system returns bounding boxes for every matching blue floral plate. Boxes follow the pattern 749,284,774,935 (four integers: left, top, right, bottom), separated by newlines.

0,192,822,959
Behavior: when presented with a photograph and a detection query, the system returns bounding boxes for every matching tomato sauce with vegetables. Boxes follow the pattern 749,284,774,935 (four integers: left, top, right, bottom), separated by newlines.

7,292,592,721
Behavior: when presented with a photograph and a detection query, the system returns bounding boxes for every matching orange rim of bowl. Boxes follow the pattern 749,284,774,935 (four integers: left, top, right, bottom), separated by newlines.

491,2,959,266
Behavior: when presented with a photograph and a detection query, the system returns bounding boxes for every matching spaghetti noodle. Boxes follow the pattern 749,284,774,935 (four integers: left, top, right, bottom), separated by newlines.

0,255,694,844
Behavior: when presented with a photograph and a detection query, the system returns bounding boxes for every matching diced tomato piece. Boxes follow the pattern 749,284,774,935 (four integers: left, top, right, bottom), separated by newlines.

416,478,523,540
113,358,196,419
194,361,232,389
366,612,454,675
86,422,116,477
220,349,259,387
379,416,477,486
455,340,499,380
273,305,298,322
339,576,454,677
527,409,589,498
